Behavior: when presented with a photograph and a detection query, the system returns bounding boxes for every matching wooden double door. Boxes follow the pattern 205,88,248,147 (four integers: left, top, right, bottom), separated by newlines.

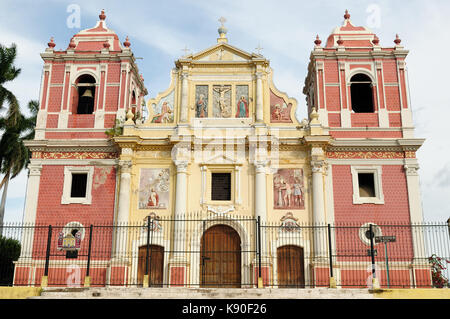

277,245,305,288
137,245,164,287
200,225,241,288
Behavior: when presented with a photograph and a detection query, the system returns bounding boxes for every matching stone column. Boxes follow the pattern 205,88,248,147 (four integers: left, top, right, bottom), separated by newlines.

180,72,189,123
19,163,42,264
255,72,264,122
254,161,268,223
253,160,269,287
114,160,132,257
109,160,132,286
404,164,426,260
173,160,188,256
311,160,327,257
168,160,189,287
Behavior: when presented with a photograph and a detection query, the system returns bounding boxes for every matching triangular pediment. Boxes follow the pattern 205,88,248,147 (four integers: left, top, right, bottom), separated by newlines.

188,43,260,63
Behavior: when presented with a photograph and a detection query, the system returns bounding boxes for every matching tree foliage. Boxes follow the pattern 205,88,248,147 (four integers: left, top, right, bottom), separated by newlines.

0,235,21,286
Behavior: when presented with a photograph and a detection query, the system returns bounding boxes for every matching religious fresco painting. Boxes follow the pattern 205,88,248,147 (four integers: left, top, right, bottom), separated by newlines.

273,169,304,209
195,85,209,118
235,85,249,118
213,85,232,118
151,90,174,123
270,89,293,123
138,168,170,209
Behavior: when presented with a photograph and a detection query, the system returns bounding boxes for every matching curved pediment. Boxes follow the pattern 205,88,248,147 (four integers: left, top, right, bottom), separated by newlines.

266,68,299,126
143,70,177,125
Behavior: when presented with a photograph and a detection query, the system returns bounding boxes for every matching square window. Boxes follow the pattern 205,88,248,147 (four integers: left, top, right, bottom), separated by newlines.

358,173,375,197
62,166,93,205
351,166,384,205
70,173,88,198
211,173,231,201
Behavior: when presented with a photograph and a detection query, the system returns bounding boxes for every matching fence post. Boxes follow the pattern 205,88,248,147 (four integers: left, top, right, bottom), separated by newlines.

257,216,263,288
143,216,151,288
84,225,93,287
328,224,336,288
41,225,52,287
369,224,380,290
149,219,154,287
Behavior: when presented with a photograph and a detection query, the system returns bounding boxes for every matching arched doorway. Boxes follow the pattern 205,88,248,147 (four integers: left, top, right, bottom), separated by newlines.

277,245,305,288
200,225,241,288
137,245,164,287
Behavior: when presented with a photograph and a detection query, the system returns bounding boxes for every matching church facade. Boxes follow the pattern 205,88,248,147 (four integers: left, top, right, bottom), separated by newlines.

13,10,429,288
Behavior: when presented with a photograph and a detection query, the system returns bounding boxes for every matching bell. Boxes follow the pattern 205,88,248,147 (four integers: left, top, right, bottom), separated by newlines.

81,88,93,98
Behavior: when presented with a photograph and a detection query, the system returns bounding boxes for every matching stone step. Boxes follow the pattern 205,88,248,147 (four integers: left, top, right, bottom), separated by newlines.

33,287,375,299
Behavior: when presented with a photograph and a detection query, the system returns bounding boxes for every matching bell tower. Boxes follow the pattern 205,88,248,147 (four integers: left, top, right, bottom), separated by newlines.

22,10,147,241
303,10,415,139
34,10,147,140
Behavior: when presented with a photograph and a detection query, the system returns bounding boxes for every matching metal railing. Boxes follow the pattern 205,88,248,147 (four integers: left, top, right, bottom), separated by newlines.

1,216,448,289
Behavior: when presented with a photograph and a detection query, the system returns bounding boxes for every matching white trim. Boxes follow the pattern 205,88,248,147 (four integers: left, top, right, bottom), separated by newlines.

62,221,86,241
351,166,384,205
358,222,382,246
346,68,376,83
61,166,94,205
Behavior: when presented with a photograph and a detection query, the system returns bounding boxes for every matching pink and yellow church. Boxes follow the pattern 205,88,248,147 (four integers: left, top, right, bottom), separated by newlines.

13,10,429,288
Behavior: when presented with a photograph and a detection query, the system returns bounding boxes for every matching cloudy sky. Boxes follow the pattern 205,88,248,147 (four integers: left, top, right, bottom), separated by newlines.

0,0,449,223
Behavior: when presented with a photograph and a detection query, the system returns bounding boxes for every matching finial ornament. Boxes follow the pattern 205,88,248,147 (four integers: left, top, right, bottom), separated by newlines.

68,37,76,49
99,9,106,21
125,108,134,124
394,34,401,45
48,37,56,48
372,35,380,45
123,36,131,48
310,107,320,124
344,9,350,20
314,35,322,46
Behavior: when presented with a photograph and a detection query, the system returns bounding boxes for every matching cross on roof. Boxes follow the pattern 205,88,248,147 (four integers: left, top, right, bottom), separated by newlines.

218,16,227,27
255,43,264,54
181,45,191,56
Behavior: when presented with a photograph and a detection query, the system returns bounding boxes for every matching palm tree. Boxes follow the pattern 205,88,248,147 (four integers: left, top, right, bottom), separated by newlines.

0,43,21,125
0,100,38,229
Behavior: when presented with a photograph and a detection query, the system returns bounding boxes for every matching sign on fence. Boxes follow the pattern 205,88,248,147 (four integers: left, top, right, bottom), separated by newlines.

375,236,396,243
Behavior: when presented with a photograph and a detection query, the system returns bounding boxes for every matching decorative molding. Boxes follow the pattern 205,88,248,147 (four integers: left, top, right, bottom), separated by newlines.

404,164,419,176
118,160,132,173
310,160,325,173
174,160,189,173
35,151,117,160
327,151,406,159
207,205,235,215
28,164,43,176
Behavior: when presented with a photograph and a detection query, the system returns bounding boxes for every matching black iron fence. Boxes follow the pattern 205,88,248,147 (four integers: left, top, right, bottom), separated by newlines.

0,216,449,289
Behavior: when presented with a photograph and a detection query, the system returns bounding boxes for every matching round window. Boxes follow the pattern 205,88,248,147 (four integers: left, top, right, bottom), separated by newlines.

359,223,382,246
